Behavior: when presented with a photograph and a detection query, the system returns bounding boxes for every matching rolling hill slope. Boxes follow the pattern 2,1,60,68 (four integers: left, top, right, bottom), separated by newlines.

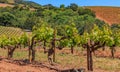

7,0,14,4
0,2,120,26
0,26,23,37
87,6,120,25
0,3,13,7
0,0,14,4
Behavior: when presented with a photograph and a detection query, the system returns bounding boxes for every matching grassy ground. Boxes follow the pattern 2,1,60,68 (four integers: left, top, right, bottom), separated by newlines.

0,48,120,72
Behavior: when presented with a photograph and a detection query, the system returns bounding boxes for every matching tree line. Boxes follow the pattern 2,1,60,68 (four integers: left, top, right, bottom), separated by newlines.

0,3,106,32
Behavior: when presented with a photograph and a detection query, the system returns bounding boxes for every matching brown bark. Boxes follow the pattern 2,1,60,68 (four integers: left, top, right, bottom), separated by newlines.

84,41,105,71
53,29,56,62
43,40,47,53
71,45,74,54
8,48,10,58
28,45,32,63
53,45,55,62
29,36,36,63
48,30,56,63
31,48,36,61
87,40,93,71
87,46,93,71
48,48,54,64
111,45,115,59
102,46,105,51
7,46,16,59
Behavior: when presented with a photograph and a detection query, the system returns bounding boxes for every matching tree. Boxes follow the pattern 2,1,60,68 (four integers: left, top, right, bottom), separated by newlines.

78,8,95,17
111,24,120,33
69,3,78,11
0,12,17,26
80,25,113,71
75,14,95,35
43,4,57,10
0,34,28,59
95,19,106,28
108,26,120,58
24,14,40,30
63,24,79,54
30,24,54,63
14,0,24,3
60,4,65,9
0,0,8,3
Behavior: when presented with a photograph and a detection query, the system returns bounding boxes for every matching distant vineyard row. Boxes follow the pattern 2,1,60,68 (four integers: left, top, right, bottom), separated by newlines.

0,26,23,37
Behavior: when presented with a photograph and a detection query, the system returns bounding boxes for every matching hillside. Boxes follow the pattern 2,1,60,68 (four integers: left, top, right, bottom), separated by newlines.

0,26,23,37
7,0,14,4
0,0,14,4
87,6,120,25
0,3,13,7
0,0,41,9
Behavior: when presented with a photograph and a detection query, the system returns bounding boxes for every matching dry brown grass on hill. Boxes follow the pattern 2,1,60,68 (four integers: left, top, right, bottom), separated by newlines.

0,3,13,7
0,3,36,11
87,6,120,25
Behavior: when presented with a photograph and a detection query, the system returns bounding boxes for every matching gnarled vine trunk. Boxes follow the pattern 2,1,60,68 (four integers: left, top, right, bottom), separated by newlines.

28,45,32,62
87,46,93,71
29,36,36,63
31,48,35,61
102,46,105,51
53,31,56,62
83,41,104,71
7,45,16,59
71,45,74,54
43,40,47,53
111,45,115,59
48,48,54,64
